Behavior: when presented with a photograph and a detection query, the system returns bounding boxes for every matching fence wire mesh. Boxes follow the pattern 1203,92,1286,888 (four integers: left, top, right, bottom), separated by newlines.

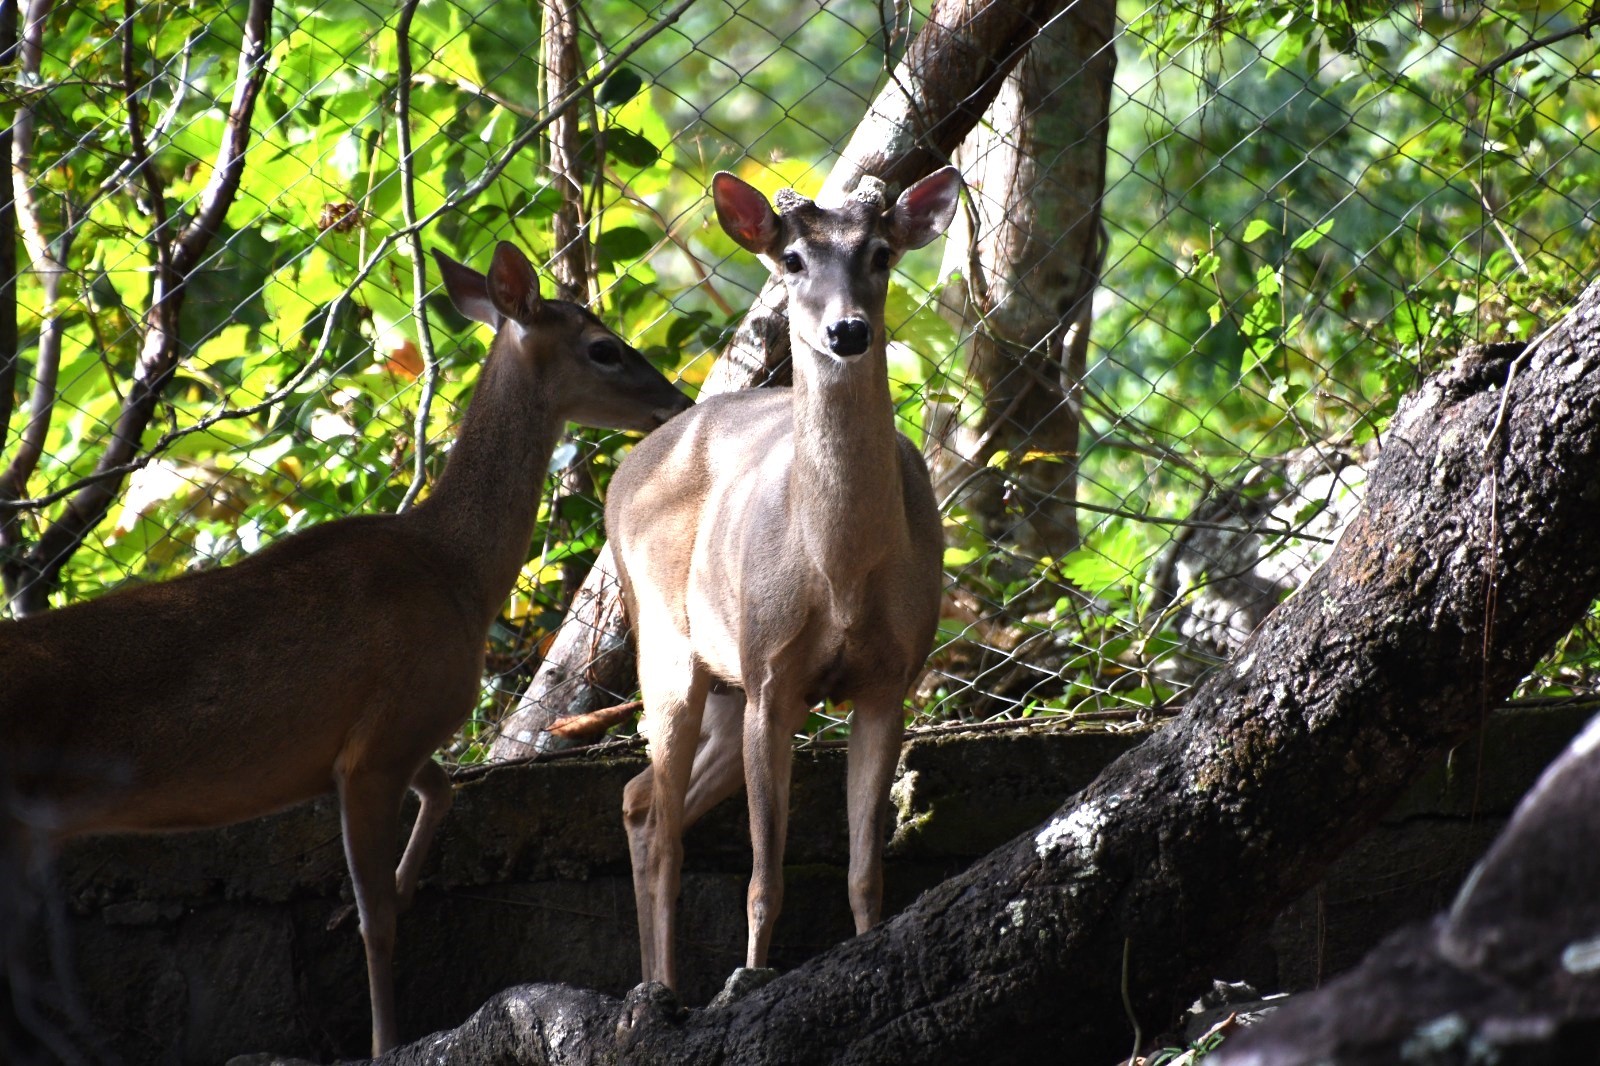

6,0,1600,758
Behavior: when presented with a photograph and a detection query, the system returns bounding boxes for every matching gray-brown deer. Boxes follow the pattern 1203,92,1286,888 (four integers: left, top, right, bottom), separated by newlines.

607,166,961,990
0,241,690,1055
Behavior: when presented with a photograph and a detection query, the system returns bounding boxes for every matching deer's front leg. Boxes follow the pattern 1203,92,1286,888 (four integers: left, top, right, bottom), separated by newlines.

845,692,907,933
336,763,408,1056
742,680,807,969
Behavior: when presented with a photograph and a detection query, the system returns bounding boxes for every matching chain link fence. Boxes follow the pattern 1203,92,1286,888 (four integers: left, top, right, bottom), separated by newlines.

6,0,1600,759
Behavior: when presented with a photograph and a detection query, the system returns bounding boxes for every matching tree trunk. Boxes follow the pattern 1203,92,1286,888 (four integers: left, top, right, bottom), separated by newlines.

488,0,1085,759
382,278,1600,1063
927,1,1115,575
542,0,588,309
540,0,600,605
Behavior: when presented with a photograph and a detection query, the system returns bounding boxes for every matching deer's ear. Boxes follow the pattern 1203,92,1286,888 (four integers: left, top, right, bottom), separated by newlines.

486,241,546,324
713,172,782,255
433,249,501,327
888,166,962,251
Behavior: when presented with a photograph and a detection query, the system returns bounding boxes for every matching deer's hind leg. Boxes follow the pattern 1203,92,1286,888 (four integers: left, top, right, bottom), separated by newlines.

395,757,452,912
624,632,712,989
622,687,746,984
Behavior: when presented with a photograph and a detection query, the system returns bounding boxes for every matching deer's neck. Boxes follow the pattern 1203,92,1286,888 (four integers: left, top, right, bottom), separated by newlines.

788,339,906,580
409,343,560,626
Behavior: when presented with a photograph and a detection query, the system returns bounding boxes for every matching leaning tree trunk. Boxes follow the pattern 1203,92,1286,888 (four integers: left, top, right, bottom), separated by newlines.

926,0,1115,578
381,285,1600,1062
488,0,1091,758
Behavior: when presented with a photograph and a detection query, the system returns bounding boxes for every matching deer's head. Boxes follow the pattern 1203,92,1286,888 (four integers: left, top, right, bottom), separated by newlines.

434,242,691,431
712,167,962,362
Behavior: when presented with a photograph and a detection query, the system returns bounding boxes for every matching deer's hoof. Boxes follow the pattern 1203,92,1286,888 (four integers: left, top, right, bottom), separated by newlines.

709,966,779,1008
615,981,684,1045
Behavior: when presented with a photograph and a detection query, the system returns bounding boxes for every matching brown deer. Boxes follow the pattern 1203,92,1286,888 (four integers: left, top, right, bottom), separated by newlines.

607,167,961,990
0,241,691,1055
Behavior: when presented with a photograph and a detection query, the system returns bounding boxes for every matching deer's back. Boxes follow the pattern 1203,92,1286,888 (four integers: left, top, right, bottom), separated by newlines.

0,515,485,837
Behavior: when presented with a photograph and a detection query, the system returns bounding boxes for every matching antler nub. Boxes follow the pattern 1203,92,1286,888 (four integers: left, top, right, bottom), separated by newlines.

849,176,888,210
773,187,813,215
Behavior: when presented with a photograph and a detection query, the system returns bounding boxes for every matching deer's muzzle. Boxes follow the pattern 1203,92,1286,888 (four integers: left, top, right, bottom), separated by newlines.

825,318,871,358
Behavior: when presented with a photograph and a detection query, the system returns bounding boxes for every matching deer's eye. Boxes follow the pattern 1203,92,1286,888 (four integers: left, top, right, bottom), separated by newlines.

781,250,804,274
588,339,623,367
872,246,893,271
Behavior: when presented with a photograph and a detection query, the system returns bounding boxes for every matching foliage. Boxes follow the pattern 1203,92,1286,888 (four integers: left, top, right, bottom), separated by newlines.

3,0,938,746
1050,0,1600,707
8,0,1600,740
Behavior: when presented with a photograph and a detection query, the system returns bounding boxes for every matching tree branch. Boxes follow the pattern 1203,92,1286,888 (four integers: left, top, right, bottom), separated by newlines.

1466,9,1600,91
169,0,270,274
9,0,273,613
924,0,1117,597
539,0,604,603
1211,704,1600,1063
0,0,15,467
1,0,69,607
121,0,173,259
395,0,443,514
0,350,325,516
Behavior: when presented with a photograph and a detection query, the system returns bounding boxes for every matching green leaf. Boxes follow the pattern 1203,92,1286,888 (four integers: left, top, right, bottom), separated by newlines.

1290,218,1335,251
594,226,657,268
1304,39,1322,78
665,310,712,349
1242,219,1273,243
1292,498,1330,525
1058,550,1128,599
1515,110,1540,152
943,545,982,569
583,127,660,170
598,66,645,108
885,281,958,363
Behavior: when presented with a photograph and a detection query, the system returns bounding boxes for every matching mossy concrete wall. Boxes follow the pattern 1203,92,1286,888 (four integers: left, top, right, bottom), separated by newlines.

36,706,1589,1064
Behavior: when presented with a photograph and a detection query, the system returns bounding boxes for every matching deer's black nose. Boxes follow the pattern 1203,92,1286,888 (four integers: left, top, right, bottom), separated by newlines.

826,318,871,357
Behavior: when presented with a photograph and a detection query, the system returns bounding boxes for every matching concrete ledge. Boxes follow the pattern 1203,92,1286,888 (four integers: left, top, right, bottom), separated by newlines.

32,704,1591,1063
